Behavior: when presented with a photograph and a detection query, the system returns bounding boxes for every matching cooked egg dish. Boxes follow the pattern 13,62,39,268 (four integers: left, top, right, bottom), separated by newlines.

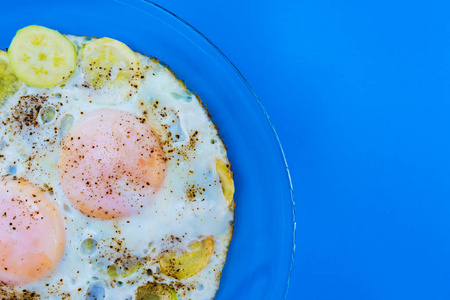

0,25,235,299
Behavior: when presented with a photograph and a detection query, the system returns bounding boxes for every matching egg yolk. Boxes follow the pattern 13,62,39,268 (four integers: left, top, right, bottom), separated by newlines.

0,180,65,286
58,108,166,219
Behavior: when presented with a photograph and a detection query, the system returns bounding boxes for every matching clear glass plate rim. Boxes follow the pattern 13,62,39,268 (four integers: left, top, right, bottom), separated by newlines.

129,0,297,297
3,0,297,296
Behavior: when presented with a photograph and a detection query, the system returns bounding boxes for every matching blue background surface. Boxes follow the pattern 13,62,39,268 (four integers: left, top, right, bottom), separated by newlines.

160,0,450,299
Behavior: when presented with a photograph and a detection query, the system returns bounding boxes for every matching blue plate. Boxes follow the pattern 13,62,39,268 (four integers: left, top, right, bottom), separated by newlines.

1,1,295,298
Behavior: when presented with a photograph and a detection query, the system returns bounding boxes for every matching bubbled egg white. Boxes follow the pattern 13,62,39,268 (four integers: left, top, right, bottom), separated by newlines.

0,35,234,299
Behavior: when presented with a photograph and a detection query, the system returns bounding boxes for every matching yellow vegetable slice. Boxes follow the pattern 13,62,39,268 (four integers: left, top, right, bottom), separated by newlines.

216,159,235,207
8,25,77,87
106,264,119,278
122,262,143,278
105,260,144,279
159,237,214,280
136,282,177,300
0,51,20,104
80,37,141,103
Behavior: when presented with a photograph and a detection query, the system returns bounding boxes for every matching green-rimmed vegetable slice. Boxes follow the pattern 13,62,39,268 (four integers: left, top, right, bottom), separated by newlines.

8,25,77,87
216,159,235,208
80,37,141,103
136,282,177,300
159,237,214,280
0,51,20,104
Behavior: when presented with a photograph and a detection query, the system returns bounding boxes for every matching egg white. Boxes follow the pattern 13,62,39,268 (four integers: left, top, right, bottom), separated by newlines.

0,35,234,300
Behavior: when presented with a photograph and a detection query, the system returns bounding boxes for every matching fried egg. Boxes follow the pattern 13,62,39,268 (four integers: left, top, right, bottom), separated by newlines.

0,25,235,300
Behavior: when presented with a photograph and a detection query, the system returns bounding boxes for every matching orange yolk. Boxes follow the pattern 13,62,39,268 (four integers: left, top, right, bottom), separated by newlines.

0,180,65,286
58,108,166,219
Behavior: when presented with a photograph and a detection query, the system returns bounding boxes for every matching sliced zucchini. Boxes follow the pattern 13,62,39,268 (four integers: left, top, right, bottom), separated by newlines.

136,282,177,300
0,51,20,104
8,25,77,87
80,37,141,103
123,262,144,278
216,159,235,207
106,264,119,278
159,237,214,280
